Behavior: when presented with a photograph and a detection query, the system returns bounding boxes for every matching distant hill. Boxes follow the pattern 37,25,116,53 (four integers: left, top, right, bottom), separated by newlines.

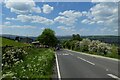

1,37,30,47
82,36,119,45
1,34,119,45
57,36,72,40
57,35,119,45
0,34,36,41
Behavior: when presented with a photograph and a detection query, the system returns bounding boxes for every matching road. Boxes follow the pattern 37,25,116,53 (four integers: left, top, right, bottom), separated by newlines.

55,49,119,80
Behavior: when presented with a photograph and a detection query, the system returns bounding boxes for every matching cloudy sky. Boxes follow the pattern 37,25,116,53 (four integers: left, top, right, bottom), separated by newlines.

1,0,118,36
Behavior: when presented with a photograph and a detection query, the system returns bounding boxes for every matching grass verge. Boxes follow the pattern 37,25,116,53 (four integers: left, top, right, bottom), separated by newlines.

2,48,55,79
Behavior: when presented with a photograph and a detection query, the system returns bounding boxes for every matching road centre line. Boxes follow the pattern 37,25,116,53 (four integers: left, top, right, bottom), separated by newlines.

77,57,95,65
107,74,120,80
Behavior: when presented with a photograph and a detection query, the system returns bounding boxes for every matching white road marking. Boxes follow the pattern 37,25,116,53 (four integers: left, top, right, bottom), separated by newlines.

55,53,61,80
69,53,73,55
63,54,69,55
106,69,109,71
77,57,95,65
107,74,120,80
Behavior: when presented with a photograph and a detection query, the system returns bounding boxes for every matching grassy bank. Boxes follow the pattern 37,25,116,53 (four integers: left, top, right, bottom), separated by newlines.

1,37,30,47
2,48,55,79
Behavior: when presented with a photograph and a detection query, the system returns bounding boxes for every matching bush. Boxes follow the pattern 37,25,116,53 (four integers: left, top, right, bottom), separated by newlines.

79,39,91,52
74,41,81,51
88,40,101,54
62,38,118,59
97,43,111,55
2,48,55,78
69,40,79,50
2,47,27,68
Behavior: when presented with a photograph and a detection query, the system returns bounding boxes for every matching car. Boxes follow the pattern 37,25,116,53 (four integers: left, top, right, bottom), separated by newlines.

56,46,60,50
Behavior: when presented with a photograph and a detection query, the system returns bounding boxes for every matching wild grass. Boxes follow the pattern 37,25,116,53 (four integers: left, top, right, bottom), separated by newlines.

2,48,55,79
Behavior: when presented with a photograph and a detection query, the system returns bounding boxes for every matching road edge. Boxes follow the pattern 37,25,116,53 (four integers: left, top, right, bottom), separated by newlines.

55,52,61,80
65,49,119,62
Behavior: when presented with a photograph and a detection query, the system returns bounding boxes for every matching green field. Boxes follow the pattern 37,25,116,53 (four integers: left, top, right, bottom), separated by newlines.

0,37,30,47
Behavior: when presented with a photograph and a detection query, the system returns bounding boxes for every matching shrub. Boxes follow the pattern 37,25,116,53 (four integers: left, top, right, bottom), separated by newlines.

2,47,27,68
79,38,91,52
70,40,79,50
88,40,101,54
2,48,55,78
74,41,81,51
97,43,111,55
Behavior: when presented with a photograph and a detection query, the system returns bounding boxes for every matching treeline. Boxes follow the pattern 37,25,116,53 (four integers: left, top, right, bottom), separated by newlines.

62,34,119,59
82,36,119,46
58,35,119,46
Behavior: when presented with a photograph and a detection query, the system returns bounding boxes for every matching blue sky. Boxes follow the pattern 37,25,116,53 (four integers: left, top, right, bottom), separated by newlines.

1,0,118,36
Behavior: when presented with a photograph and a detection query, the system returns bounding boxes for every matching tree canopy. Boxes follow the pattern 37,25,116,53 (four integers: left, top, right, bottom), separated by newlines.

71,34,82,41
37,28,58,47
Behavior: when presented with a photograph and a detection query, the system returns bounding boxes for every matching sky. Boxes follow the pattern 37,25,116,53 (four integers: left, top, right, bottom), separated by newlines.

0,0,118,36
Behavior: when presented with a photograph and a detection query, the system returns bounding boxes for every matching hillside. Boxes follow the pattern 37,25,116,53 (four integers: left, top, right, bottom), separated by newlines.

1,37,30,47
58,35,119,45
0,34,36,41
1,34,119,45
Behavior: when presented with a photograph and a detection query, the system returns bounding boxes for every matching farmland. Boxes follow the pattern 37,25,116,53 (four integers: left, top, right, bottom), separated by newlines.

1,37,30,47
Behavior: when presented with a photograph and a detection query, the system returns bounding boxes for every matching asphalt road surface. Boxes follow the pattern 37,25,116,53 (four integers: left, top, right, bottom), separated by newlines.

55,49,119,80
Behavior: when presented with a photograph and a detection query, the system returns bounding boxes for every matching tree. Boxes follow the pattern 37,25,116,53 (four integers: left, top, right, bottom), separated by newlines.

37,28,58,47
71,34,82,41
15,36,20,41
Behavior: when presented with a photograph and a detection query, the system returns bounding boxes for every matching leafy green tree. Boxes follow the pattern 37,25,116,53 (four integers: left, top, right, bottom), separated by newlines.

71,34,82,41
37,28,58,47
15,36,20,41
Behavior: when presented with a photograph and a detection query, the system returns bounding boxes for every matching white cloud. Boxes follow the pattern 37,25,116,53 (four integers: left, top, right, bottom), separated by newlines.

57,26,68,30
1,24,36,29
54,16,69,25
100,27,107,31
16,15,32,22
5,0,41,14
82,11,88,16
80,28,89,33
114,29,118,32
91,0,119,2
97,21,104,24
31,7,41,13
82,2,118,27
59,10,82,18
57,26,75,32
54,10,82,26
6,17,16,20
7,14,54,25
4,21,11,25
42,4,54,14
81,19,90,24
31,15,54,25
41,27,45,30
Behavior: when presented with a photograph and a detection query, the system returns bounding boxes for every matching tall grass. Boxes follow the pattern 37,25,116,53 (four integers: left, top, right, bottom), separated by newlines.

2,48,55,79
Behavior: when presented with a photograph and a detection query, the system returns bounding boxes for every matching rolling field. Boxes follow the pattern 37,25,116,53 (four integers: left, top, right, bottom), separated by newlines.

0,37,30,47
